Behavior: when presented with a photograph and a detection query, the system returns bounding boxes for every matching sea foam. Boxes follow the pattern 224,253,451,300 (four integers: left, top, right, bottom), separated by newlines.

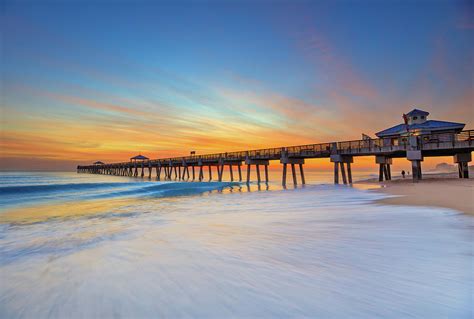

0,172,472,318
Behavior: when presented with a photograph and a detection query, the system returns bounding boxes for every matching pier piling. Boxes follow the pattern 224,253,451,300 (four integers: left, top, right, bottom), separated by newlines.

454,153,471,179
407,151,423,182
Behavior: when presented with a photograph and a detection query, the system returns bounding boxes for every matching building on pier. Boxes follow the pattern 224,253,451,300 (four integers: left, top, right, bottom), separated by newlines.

376,109,465,146
93,161,105,165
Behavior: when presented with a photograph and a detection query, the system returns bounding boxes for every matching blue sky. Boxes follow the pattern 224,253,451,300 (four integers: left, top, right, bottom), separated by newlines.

1,0,473,168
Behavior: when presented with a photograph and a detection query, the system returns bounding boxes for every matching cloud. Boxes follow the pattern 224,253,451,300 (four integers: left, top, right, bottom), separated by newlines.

296,28,379,101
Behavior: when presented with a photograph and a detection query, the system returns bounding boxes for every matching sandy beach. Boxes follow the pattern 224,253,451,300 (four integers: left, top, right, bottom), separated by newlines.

361,174,474,215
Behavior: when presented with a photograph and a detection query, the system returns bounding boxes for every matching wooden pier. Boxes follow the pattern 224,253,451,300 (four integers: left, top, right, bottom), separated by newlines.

78,130,473,185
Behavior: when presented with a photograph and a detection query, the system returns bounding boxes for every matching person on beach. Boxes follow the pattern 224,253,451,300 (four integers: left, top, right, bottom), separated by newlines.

401,170,406,178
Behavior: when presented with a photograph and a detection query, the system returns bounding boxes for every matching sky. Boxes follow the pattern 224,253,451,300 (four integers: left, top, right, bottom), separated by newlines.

1,0,473,171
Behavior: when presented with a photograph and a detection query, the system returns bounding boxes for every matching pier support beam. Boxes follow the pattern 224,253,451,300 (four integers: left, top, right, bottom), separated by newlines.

407,151,423,182
375,156,393,182
340,162,347,184
346,161,352,184
299,163,306,185
411,160,422,181
245,158,269,184
330,155,353,185
246,164,251,184
181,160,189,180
280,155,305,186
454,153,471,179
199,165,204,181
217,163,224,182
217,160,243,182
291,164,297,185
156,165,161,180
264,164,269,183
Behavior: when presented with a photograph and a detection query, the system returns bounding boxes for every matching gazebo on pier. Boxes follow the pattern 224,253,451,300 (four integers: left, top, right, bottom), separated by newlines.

130,154,149,163
93,161,105,165
129,154,150,177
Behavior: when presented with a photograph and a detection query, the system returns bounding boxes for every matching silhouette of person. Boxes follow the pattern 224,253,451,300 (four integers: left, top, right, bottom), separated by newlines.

401,170,406,178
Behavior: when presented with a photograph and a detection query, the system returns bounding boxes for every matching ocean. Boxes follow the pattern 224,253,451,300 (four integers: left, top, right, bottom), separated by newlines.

0,171,472,318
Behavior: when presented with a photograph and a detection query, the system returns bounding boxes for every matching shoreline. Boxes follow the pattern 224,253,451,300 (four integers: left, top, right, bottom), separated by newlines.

357,173,474,215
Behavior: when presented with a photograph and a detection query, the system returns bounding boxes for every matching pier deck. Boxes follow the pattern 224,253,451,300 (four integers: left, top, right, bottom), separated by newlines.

78,130,473,184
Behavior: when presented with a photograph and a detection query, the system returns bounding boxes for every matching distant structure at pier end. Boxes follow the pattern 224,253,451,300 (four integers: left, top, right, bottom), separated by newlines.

376,108,465,143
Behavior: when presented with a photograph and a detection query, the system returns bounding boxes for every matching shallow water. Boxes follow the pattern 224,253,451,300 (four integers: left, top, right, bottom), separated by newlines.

0,171,472,318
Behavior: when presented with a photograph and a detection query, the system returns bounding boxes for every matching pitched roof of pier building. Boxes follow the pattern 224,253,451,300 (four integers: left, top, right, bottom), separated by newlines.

130,154,149,161
93,161,105,165
375,108,465,138
406,108,429,117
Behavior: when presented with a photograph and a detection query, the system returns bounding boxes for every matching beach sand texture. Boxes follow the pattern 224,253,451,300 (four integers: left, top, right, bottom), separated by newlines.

365,174,474,215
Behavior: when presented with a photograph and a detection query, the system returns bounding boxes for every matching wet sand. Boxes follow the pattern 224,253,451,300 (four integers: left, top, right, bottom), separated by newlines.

360,173,474,215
